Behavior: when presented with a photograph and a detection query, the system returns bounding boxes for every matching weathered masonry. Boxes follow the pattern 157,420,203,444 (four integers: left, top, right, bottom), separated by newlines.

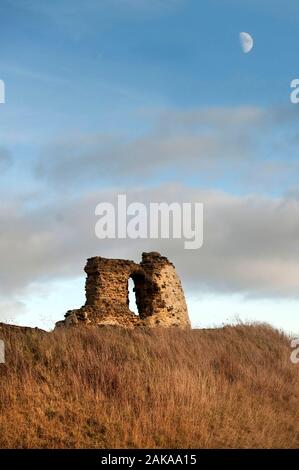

56,252,190,329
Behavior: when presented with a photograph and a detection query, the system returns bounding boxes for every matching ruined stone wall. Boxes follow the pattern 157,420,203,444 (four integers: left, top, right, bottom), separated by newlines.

56,252,190,329
140,253,190,328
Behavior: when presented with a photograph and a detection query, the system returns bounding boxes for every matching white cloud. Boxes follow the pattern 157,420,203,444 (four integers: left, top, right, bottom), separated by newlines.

1,184,299,302
36,106,293,190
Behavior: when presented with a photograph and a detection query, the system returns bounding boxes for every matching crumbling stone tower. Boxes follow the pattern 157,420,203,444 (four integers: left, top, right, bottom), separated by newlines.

56,252,190,329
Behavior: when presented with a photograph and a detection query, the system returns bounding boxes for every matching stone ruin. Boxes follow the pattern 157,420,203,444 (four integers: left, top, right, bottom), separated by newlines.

56,252,190,329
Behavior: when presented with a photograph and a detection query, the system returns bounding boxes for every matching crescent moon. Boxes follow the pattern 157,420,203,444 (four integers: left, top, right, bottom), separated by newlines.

240,32,254,54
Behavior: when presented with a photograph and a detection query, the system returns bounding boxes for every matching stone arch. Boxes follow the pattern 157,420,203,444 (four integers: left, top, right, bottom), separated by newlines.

127,277,139,315
129,269,153,319
58,252,191,329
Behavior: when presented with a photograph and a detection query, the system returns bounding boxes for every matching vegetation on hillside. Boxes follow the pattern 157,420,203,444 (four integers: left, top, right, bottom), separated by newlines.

0,323,298,448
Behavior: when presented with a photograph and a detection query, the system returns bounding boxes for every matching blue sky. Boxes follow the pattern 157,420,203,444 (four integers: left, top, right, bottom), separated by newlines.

0,0,299,334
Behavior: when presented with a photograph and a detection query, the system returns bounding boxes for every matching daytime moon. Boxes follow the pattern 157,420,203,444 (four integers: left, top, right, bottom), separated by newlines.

240,32,254,53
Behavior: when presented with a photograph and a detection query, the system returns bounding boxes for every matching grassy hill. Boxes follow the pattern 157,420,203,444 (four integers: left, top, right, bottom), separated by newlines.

0,323,298,448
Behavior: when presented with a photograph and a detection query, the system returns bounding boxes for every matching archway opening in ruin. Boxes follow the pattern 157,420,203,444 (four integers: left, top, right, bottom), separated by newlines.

130,271,153,320
128,278,139,315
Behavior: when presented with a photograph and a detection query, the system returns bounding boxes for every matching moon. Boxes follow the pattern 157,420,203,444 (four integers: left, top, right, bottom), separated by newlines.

240,32,254,54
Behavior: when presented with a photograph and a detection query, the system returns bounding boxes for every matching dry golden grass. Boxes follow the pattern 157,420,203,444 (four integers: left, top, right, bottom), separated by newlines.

0,323,298,448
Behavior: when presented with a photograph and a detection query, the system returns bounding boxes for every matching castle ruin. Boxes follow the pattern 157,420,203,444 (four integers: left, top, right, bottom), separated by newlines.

56,252,190,329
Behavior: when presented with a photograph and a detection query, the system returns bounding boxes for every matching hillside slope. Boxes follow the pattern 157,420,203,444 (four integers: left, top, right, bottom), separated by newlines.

0,323,298,448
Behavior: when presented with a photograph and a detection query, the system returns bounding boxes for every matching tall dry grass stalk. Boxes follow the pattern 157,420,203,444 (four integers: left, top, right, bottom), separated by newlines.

0,323,298,448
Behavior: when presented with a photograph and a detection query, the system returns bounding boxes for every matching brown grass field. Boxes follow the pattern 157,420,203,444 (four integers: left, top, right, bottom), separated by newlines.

0,323,298,448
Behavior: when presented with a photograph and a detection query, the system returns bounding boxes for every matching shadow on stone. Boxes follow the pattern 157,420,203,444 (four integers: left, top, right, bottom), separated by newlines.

56,252,190,329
